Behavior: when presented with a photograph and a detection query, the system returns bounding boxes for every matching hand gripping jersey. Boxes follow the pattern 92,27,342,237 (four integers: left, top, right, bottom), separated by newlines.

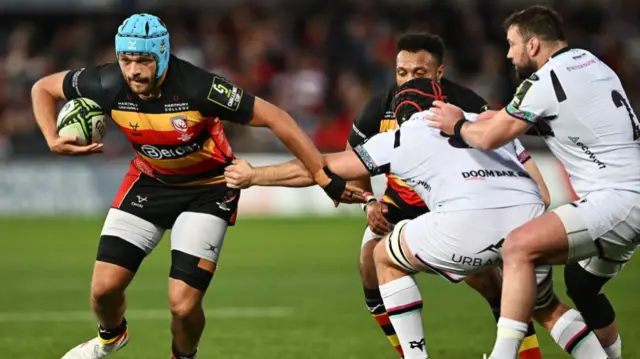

348,79,490,216
352,112,543,213
506,47,640,196
62,55,255,186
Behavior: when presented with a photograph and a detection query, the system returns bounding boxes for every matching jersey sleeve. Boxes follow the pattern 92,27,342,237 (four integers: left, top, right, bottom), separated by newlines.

348,93,387,148
513,138,531,164
186,66,256,124
352,130,399,176
505,75,557,124
62,64,122,109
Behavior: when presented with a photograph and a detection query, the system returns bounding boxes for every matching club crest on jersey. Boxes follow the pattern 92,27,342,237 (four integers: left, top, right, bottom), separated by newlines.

170,116,193,141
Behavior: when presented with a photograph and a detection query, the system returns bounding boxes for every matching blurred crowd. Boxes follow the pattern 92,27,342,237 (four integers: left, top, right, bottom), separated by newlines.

0,0,639,160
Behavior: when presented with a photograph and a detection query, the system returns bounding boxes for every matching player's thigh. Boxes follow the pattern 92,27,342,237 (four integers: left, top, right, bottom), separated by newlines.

360,226,383,283
95,208,164,293
577,245,635,279
550,190,640,265
169,189,237,293
169,212,227,297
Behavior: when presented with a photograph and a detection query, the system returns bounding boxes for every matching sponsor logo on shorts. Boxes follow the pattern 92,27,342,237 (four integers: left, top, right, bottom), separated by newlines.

131,195,148,208
461,169,530,180
568,136,606,169
451,254,501,267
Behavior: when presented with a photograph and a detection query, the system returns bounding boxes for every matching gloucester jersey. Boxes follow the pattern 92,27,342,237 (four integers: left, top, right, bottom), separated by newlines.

62,55,255,186
506,47,640,196
353,111,542,213
348,79,490,214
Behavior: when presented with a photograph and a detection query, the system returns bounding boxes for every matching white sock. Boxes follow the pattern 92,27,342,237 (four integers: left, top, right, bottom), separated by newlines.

379,276,427,359
489,318,528,359
550,309,608,359
604,335,621,359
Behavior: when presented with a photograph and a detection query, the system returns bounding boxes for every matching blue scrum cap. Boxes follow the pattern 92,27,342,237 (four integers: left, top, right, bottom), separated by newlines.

115,13,170,79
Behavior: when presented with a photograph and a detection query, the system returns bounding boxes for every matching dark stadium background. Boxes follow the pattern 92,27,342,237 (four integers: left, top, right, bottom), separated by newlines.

1,1,639,358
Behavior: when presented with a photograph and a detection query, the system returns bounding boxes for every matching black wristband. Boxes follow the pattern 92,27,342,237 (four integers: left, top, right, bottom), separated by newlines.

453,118,468,139
451,118,470,147
321,166,346,201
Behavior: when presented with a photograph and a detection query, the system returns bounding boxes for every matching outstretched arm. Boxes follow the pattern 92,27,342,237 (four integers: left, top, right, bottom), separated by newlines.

225,151,372,189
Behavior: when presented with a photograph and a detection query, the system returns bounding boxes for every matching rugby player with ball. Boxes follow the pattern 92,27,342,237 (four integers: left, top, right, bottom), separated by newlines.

31,13,359,359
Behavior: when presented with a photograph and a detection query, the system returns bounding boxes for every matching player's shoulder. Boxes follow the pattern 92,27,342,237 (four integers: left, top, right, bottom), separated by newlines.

63,62,125,108
165,55,211,90
440,78,488,112
167,56,229,103
373,84,397,112
357,85,396,122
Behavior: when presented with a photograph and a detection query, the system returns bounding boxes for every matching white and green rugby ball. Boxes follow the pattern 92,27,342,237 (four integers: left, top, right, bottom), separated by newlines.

56,98,107,145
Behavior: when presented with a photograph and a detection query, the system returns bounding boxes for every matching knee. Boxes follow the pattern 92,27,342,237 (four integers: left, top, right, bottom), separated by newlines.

359,241,379,288
169,284,203,319
502,229,535,263
372,238,389,267
90,262,132,304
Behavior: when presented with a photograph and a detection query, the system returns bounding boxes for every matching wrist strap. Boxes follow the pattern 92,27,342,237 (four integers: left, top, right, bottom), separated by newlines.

361,192,376,212
453,118,468,140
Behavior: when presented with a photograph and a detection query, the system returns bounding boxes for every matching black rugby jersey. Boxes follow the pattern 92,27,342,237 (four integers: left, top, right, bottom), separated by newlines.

348,78,489,216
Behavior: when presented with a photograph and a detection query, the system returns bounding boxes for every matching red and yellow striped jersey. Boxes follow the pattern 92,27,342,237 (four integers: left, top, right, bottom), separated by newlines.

63,55,255,185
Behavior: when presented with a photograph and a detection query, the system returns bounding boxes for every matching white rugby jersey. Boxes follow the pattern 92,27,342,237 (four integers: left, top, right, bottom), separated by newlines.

352,112,542,212
506,47,640,196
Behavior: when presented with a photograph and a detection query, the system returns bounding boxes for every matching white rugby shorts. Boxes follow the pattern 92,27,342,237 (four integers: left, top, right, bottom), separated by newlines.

384,203,555,307
101,208,228,263
552,189,640,277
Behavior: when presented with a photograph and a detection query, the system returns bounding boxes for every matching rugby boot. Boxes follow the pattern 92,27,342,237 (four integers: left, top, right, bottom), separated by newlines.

61,330,129,359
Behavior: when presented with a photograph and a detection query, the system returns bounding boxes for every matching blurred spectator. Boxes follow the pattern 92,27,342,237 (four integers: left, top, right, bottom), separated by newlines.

1,0,639,157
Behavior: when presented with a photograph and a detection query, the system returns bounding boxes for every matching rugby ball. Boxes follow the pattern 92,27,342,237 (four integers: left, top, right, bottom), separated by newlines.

56,98,107,145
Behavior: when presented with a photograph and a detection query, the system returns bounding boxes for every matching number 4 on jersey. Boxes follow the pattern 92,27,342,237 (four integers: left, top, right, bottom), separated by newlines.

611,90,640,141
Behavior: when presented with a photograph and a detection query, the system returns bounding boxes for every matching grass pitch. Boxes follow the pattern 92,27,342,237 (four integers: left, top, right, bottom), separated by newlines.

1,216,638,358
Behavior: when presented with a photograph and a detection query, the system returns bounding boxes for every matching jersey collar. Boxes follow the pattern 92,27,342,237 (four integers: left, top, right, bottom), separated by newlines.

550,46,572,59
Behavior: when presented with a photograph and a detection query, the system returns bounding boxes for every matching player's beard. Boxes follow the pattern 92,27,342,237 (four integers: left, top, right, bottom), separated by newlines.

514,55,537,80
128,75,158,97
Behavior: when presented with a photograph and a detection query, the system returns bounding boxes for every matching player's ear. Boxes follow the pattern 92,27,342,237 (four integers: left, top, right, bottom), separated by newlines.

436,64,445,82
527,36,540,57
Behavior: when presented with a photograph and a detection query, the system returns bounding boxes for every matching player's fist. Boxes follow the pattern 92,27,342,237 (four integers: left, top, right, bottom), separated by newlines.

224,159,256,189
366,201,390,235
47,136,103,156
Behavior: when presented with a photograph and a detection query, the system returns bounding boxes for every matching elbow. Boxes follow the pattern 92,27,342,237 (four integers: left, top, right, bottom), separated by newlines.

31,75,59,100
31,78,44,97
